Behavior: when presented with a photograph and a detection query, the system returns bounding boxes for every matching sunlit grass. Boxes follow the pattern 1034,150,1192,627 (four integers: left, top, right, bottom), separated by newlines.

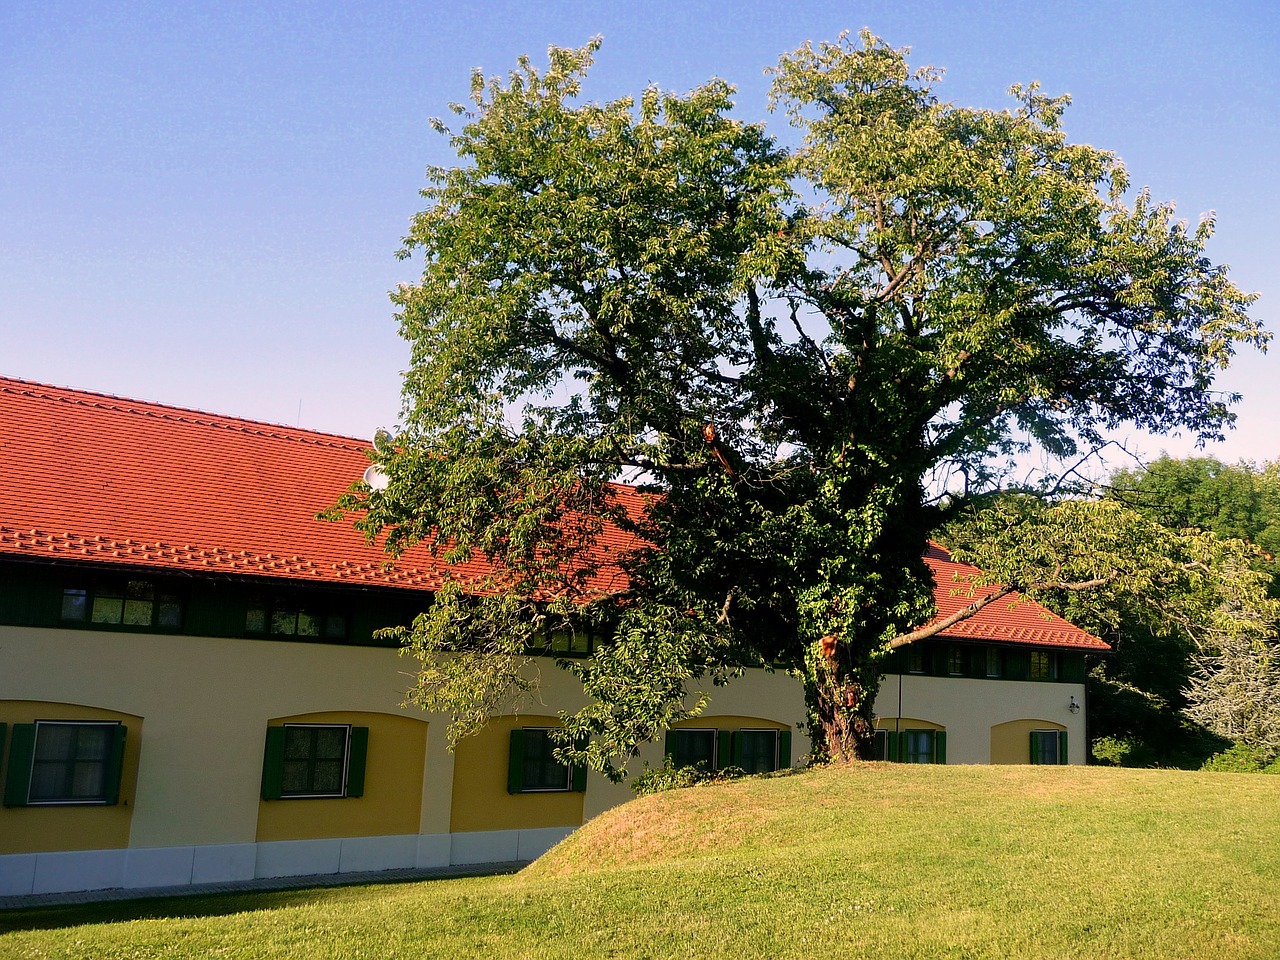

3,764,1278,959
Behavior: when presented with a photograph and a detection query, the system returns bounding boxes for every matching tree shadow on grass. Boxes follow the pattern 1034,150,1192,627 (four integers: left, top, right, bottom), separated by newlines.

0,867,519,935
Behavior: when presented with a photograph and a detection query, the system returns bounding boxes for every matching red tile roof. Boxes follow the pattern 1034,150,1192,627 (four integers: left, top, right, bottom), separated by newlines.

923,542,1107,649
0,376,1105,651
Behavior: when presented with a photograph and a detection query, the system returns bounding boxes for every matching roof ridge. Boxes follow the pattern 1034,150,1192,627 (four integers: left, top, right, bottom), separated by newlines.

0,376,368,452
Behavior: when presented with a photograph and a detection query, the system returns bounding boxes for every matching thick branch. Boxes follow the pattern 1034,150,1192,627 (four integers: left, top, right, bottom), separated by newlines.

888,573,1115,648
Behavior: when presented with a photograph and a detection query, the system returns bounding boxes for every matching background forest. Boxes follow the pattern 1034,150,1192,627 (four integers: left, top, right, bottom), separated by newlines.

945,455,1280,771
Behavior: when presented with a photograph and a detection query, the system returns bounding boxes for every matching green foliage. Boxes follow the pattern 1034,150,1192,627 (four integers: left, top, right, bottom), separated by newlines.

1089,735,1143,767
1109,456,1280,593
944,492,1280,766
1200,742,1280,774
629,756,747,796
331,34,1265,770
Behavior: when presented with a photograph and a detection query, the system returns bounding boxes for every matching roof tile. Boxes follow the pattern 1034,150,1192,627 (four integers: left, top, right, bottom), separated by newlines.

0,376,1106,651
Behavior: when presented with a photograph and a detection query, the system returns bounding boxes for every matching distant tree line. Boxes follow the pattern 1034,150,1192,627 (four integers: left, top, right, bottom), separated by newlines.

944,455,1280,771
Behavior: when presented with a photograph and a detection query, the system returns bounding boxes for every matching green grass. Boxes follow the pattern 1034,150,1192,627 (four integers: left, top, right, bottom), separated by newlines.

3,764,1279,959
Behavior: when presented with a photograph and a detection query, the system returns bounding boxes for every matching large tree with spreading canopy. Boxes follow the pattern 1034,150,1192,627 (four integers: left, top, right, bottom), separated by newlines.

332,33,1265,772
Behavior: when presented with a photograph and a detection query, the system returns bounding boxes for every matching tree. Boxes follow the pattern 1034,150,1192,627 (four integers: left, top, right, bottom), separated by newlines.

1108,455,1280,593
1096,456,1280,761
332,34,1266,772
942,494,1280,766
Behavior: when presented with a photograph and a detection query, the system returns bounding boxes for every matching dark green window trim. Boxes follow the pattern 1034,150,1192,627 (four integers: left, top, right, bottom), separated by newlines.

59,581,183,632
892,728,946,765
1030,729,1068,765
507,728,586,794
246,598,347,641
527,626,595,657
985,646,1004,678
260,724,367,800
2,721,126,806
734,729,787,774
1030,650,1059,681
670,728,791,774
887,643,1085,683
665,728,718,771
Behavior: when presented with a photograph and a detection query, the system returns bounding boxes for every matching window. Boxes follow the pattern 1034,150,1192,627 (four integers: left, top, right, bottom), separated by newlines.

946,646,965,676
875,728,946,763
664,728,793,775
507,727,586,794
985,647,1003,678
1030,729,1068,765
907,645,926,674
904,730,938,764
732,728,793,774
60,582,182,630
2,721,127,806
1030,650,1059,680
528,628,593,656
246,599,347,640
734,729,781,774
260,724,367,799
667,728,718,771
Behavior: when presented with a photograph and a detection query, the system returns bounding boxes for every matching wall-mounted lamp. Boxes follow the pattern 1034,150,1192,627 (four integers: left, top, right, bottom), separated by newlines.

1068,695,1081,715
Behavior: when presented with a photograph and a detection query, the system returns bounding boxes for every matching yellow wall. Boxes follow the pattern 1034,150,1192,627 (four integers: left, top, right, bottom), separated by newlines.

449,715,584,833
669,715,790,732
255,711,428,842
990,719,1066,764
0,700,143,854
874,716,944,732
0,626,811,851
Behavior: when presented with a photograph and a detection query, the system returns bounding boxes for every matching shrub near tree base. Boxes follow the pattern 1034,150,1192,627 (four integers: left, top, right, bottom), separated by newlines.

630,758,750,797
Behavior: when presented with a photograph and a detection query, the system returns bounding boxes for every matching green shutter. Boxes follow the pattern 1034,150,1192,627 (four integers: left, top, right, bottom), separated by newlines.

778,730,792,770
664,731,675,761
717,729,732,771
0,723,6,778
261,726,286,800
572,735,588,792
103,724,127,805
1008,650,1031,681
731,730,744,768
346,727,369,797
968,647,986,678
1029,731,1041,765
1058,731,1069,765
887,730,900,763
934,731,947,765
507,729,525,794
4,724,36,807
1061,654,1087,684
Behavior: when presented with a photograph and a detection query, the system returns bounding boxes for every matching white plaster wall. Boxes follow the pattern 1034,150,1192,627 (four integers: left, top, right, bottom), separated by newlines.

875,673,1087,764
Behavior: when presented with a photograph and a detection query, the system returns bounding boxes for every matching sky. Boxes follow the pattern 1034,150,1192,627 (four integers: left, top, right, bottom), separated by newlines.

2,0,1277,472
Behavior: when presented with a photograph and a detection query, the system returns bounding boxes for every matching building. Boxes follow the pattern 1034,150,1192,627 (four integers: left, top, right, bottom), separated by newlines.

0,377,1106,896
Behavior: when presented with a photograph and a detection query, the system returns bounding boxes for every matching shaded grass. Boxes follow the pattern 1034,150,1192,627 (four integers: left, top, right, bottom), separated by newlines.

3,764,1278,959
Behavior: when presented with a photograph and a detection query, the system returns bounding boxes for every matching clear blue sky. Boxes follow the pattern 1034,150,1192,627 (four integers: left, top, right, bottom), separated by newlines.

2,0,1276,468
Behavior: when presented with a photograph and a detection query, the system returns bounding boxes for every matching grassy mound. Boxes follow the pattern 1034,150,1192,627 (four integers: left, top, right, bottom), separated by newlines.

4,764,1279,959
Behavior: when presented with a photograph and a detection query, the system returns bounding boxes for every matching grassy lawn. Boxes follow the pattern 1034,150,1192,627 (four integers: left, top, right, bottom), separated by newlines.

2,764,1278,959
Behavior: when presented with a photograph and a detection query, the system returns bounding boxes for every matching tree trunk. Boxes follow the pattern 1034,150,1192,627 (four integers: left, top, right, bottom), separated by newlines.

809,642,879,762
